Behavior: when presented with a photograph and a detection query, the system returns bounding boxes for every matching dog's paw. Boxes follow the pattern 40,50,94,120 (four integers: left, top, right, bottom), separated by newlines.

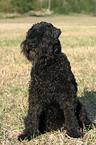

18,133,31,141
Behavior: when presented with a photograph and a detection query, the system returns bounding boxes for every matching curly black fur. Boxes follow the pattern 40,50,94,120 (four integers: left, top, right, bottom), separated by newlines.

18,22,91,141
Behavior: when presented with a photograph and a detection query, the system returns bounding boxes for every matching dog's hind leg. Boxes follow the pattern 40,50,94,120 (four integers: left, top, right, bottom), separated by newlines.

18,104,42,141
59,100,83,138
77,101,92,128
64,108,83,138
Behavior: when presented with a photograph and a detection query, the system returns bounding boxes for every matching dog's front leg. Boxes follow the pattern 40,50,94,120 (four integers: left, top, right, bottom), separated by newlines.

18,105,41,141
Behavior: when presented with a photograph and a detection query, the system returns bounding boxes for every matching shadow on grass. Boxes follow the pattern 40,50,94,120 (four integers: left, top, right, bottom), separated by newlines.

79,89,96,123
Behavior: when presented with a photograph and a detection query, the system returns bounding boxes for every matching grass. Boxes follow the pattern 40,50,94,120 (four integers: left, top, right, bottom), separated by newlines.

0,15,96,144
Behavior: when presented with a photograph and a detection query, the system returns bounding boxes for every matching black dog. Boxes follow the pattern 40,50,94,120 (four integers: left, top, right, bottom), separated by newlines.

18,22,91,141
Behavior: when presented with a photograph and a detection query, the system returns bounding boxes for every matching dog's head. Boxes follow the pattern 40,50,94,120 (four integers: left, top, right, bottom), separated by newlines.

21,22,61,64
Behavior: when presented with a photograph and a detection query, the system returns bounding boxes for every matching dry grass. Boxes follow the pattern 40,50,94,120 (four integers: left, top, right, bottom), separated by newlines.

0,16,96,144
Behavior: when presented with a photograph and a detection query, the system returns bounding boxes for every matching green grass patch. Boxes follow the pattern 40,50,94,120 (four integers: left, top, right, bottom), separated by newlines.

62,36,96,48
0,39,21,47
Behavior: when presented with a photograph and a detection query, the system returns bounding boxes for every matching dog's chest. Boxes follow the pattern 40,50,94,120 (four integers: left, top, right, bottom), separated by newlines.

32,66,65,94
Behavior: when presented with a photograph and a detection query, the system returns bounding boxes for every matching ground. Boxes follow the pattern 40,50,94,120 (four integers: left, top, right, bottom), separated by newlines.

0,15,96,144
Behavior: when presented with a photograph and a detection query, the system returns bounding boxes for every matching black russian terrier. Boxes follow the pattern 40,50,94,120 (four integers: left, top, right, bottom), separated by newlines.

18,22,91,141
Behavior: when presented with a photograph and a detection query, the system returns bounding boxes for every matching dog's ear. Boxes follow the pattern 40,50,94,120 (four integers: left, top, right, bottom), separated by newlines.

52,28,61,40
43,27,61,41
40,25,61,57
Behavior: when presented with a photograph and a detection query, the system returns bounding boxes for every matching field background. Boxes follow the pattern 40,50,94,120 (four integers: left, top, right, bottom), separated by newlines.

0,15,96,144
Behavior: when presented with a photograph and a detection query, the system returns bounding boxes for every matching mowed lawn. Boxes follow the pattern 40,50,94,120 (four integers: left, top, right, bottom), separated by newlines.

0,16,96,144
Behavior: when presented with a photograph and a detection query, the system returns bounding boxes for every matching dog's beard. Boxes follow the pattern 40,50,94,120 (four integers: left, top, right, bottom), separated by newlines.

29,50,37,65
